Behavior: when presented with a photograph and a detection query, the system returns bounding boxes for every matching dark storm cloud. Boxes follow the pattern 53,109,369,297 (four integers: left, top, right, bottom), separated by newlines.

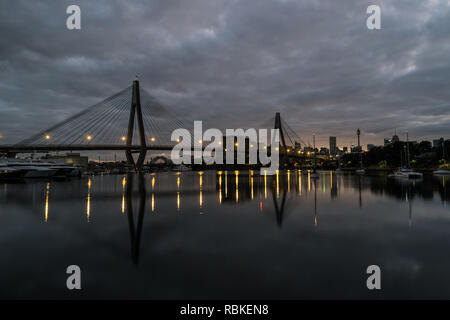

0,0,449,147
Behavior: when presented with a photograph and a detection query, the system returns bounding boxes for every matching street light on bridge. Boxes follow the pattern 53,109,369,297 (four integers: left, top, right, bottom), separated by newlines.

86,135,92,141
121,136,126,142
45,134,51,140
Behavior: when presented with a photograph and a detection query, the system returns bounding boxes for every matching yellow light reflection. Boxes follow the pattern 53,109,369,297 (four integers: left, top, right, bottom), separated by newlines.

264,170,267,199
44,182,50,222
225,171,228,198
251,176,254,200
287,170,290,192
86,178,92,222
235,170,239,203
276,170,279,198
177,192,180,211
298,171,302,196
308,171,311,192
151,193,155,212
199,171,203,209
218,172,222,204
152,177,155,189
121,176,126,214
177,176,180,189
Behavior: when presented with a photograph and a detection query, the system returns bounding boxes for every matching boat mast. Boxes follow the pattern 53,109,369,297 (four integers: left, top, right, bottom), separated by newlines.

406,132,410,168
313,133,316,173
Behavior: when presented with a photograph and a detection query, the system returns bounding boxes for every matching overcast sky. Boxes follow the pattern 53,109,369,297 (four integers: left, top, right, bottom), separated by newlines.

0,0,449,148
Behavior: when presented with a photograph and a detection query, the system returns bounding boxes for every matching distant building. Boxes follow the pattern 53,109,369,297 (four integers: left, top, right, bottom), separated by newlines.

385,134,400,146
329,136,337,156
319,147,329,155
433,138,444,148
45,152,88,167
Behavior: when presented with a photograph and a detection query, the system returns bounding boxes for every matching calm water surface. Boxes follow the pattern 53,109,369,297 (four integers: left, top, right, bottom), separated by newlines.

0,170,449,299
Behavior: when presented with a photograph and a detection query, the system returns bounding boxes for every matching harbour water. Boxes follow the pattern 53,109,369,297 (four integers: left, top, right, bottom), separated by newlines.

0,170,449,299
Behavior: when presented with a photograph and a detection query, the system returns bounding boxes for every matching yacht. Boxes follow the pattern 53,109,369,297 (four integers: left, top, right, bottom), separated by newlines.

433,169,450,176
1,159,79,178
434,140,450,175
390,167,423,179
389,134,422,179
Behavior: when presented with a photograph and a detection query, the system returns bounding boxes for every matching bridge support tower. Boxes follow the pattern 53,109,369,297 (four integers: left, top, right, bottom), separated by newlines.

274,112,287,168
126,80,147,171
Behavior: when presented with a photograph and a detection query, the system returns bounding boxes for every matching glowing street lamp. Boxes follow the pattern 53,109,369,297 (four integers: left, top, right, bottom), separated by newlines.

45,134,51,140
86,135,92,141
121,136,126,142
150,137,156,142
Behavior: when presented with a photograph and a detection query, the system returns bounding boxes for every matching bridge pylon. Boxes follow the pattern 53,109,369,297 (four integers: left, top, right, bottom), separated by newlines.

274,112,287,168
126,80,147,171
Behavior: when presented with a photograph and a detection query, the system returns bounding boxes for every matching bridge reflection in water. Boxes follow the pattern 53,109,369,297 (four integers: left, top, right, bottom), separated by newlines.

1,171,450,266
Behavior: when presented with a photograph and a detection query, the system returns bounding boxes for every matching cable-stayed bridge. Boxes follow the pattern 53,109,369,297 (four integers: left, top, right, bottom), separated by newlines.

0,79,320,170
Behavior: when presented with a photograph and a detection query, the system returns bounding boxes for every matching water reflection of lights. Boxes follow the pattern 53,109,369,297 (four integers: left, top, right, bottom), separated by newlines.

225,171,228,198
298,170,302,196
235,170,239,203
323,173,326,193
151,193,155,212
44,182,50,222
218,171,223,204
308,170,311,192
250,174,254,200
287,170,290,193
87,178,92,222
121,176,126,214
199,171,203,210
276,170,280,198
264,170,267,199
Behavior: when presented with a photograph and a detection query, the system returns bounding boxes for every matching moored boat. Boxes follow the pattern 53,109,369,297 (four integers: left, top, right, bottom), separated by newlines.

433,169,450,176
